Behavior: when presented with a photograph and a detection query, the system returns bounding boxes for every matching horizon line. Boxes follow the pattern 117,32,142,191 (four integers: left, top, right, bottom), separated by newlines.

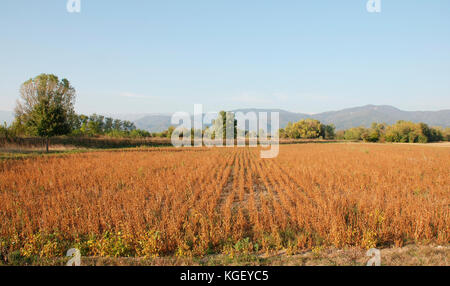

1,104,450,115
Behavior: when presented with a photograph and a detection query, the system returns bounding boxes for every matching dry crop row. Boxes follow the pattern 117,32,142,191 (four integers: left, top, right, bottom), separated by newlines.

0,144,448,258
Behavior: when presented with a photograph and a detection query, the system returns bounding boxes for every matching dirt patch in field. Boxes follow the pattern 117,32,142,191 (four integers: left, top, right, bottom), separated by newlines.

8,244,447,266
87,244,450,266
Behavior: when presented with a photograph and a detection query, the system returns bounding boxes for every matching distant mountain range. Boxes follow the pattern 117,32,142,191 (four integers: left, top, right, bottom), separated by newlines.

310,105,450,130
1,105,449,131
133,105,450,132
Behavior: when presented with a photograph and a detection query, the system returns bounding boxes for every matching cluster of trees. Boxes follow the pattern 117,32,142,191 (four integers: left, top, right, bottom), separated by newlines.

148,117,450,144
0,122,10,139
10,74,77,151
71,114,150,138
205,111,238,139
384,121,446,143
5,113,151,140
279,119,336,140
154,111,275,140
336,121,449,143
3,74,151,152
153,112,238,139
277,119,449,143
151,126,175,138
336,123,386,142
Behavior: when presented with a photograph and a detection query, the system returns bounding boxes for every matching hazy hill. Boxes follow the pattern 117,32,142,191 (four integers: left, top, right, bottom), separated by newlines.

133,109,310,132
132,105,450,131
313,105,450,130
231,108,312,128
134,114,174,132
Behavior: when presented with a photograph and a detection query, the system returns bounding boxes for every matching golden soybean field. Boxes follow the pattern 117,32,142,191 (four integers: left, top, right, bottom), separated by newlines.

0,144,449,258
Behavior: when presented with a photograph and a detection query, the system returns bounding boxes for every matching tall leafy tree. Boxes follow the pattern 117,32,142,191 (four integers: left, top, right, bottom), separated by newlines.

14,74,76,152
211,111,237,139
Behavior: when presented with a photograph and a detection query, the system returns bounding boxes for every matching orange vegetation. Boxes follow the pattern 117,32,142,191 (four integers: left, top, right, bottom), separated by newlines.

0,144,448,258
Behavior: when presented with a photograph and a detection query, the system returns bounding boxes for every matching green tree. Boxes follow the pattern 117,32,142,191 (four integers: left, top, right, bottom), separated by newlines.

323,124,336,140
278,128,287,139
87,114,104,135
208,111,237,140
0,122,9,139
344,127,368,141
14,74,76,152
443,128,450,141
166,126,175,138
104,117,114,133
384,121,442,143
284,119,331,139
122,120,136,132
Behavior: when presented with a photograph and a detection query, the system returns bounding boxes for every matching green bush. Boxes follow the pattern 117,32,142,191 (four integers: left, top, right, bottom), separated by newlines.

284,119,335,139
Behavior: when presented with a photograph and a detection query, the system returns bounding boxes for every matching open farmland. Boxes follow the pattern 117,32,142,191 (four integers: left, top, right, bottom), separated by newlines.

0,144,448,264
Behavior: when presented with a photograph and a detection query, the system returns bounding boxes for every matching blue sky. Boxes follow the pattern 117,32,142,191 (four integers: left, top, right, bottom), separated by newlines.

1,0,449,114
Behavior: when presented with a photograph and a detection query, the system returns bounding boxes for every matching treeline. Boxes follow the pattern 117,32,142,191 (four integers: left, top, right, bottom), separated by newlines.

277,119,449,143
336,121,449,143
71,114,150,138
4,110,449,144
152,111,273,139
2,114,151,139
150,118,450,143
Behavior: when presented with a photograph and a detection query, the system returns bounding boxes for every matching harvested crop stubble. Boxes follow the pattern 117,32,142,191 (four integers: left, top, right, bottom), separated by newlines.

0,144,448,258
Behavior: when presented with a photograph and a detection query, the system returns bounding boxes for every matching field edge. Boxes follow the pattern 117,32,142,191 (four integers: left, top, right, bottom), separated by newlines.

3,244,448,266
